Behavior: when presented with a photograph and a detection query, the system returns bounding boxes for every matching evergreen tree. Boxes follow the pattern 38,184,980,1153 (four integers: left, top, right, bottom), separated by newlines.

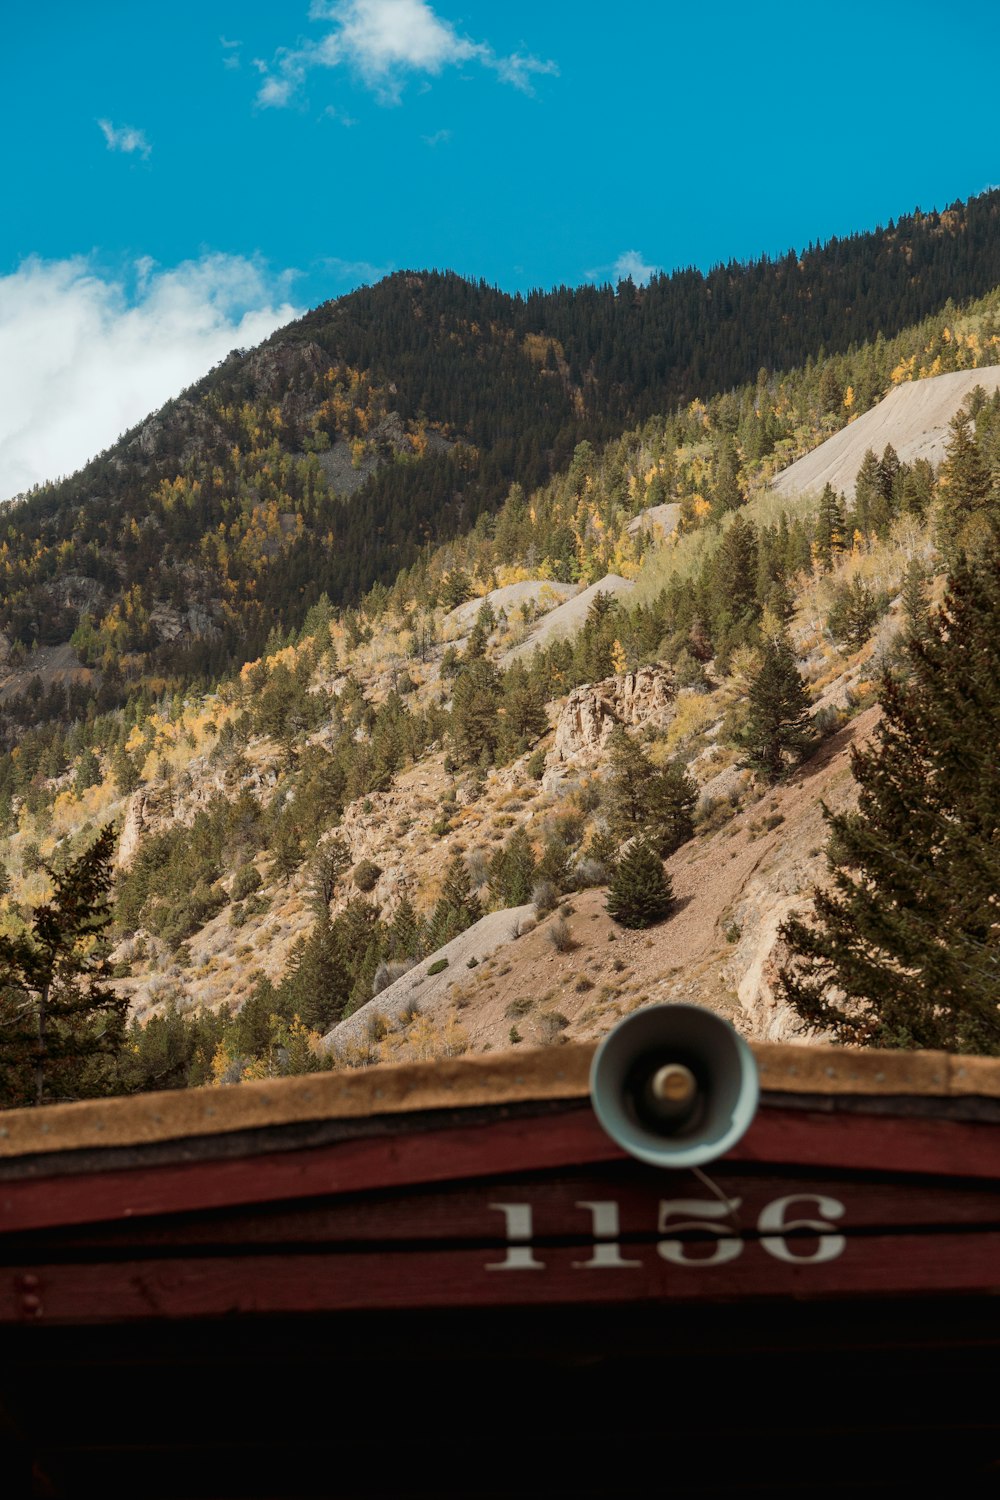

900,558,929,639
604,728,697,857
488,827,537,907
827,575,880,649
0,824,126,1107
874,443,901,535
853,450,881,537
451,659,501,765
814,485,847,571
74,748,102,794
606,837,674,929
496,664,548,762
736,632,812,780
713,436,745,513
307,835,351,920
779,552,1000,1053
937,407,991,548
646,757,698,857
428,850,483,947
388,894,422,960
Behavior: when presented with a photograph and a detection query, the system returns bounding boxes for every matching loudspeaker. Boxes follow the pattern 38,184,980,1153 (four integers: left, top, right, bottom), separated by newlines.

590,1003,759,1168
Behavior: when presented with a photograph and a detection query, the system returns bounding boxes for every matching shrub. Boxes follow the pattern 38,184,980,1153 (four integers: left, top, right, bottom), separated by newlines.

538,1011,569,1043
526,747,546,780
506,996,534,1018
427,957,449,976
352,859,382,893
547,914,577,953
571,856,610,890
532,879,561,915
372,959,415,995
231,863,262,901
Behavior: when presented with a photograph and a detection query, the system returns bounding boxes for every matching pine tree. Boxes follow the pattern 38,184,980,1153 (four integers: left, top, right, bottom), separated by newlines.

853,450,881,537
451,659,501,765
308,835,351,920
713,436,745,513
937,409,990,540
428,850,483,947
736,633,812,780
827,575,879,649
606,837,674,929
488,827,537,907
814,485,846,571
875,443,902,534
0,825,126,1107
779,551,1000,1053
900,558,929,639
604,728,696,857
388,894,421,960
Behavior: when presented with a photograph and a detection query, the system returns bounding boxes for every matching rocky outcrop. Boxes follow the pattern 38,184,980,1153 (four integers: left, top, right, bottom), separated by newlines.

149,601,218,642
115,754,281,869
547,665,675,768
116,783,177,869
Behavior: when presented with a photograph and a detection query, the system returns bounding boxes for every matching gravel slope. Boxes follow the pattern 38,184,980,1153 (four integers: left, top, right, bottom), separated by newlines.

501,575,635,664
442,580,578,637
772,366,1000,501
323,903,537,1055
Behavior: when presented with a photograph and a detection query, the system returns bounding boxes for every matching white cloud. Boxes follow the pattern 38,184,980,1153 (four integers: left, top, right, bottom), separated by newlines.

613,250,659,285
421,127,451,146
221,35,242,69
97,119,152,159
256,0,556,109
585,249,660,287
0,254,301,501
320,255,393,284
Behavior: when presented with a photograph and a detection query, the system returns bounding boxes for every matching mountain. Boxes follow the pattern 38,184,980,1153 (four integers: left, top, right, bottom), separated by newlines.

3,189,1000,721
2,189,1000,1104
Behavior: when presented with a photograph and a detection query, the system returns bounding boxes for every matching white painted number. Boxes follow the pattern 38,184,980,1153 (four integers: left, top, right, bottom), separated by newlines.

484,1193,848,1271
572,1201,642,1269
657,1197,744,1266
486,1203,545,1270
757,1194,847,1264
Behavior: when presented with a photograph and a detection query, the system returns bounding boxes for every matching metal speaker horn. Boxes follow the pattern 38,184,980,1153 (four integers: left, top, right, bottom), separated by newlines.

590,1003,759,1169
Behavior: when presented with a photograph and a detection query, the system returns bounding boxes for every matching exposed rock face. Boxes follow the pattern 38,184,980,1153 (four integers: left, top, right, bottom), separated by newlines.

244,341,329,403
148,601,218,643
129,398,224,466
117,784,176,870
115,755,281,869
626,501,681,539
43,572,106,616
547,666,675,768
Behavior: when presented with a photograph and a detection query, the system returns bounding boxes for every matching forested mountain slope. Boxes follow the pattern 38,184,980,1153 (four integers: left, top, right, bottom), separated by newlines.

3,190,1000,720
2,312,999,1099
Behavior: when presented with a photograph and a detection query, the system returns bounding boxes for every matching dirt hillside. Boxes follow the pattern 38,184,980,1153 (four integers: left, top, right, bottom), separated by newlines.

328,707,878,1059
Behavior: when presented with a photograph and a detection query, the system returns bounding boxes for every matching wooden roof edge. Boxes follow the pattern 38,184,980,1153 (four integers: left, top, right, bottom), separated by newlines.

0,1040,998,1160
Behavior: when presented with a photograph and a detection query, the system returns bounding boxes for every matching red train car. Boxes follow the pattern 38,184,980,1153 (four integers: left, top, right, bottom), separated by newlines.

2,1037,1000,1497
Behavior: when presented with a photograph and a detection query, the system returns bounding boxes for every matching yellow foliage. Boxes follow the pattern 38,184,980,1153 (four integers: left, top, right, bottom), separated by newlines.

378,1008,469,1063
211,1044,234,1084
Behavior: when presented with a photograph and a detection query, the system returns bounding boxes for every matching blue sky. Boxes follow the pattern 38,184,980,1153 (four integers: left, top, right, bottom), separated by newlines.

2,0,999,496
